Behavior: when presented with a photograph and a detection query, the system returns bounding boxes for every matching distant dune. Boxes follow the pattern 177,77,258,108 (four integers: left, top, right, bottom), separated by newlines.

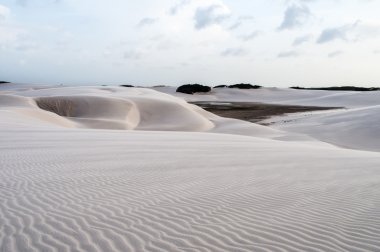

155,86,380,151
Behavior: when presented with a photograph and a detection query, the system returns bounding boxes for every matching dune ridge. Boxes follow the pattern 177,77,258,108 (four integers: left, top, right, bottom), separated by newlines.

1,87,214,131
0,85,285,138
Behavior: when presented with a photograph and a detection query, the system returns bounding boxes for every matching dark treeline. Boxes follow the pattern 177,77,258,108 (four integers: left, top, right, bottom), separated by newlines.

176,83,262,94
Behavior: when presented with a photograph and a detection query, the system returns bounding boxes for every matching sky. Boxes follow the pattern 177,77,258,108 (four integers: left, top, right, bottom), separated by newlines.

0,0,380,87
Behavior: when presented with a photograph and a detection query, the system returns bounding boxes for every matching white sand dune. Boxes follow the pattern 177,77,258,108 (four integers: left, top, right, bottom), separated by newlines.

0,85,285,138
156,86,380,152
1,84,380,251
262,105,380,152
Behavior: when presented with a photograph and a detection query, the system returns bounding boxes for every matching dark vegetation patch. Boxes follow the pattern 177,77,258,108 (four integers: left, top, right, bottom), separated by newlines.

214,84,262,89
228,84,262,89
192,101,342,124
291,86,380,91
177,83,263,94
36,97,76,117
0,81,10,84
153,85,169,88
176,84,212,94
120,85,134,87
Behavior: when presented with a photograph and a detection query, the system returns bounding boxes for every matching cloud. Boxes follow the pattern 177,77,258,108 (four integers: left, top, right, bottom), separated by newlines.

0,5,26,48
228,22,241,30
328,50,344,58
221,47,247,57
354,22,380,40
292,34,313,46
16,0,60,6
169,0,192,15
317,24,354,43
0,4,10,21
137,18,158,28
278,4,311,30
0,26,23,46
278,51,299,58
194,4,230,30
15,45,37,52
316,21,380,44
239,31,261,41
16,0,31,5
124,50,143,60
228,16,254,31
238,15,255,21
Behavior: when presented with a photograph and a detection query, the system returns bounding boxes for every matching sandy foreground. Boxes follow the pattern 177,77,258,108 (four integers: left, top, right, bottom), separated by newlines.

1,83,380,251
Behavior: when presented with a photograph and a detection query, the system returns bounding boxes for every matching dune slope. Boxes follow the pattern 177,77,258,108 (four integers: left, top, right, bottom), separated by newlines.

0,85,286,138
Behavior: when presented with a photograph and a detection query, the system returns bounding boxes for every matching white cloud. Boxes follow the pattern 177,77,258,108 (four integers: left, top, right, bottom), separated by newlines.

317,23,355,43
279,4,311,30
169,0,192,15
293,34,313,46
124,50,143,60
239,31,261,41
0,5,26,48
15,0,61,6
278,51,300,58
317,21,380,44
328,50,344,58
221,47,247,56
194,4,230,30
137,17,158,28
0,4,10,21
228,15,254,31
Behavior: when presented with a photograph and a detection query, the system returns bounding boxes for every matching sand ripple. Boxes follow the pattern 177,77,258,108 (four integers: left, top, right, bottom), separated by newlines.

1,130,380,251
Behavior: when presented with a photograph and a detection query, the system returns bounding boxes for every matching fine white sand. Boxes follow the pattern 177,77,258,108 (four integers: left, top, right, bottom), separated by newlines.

156,86,380,152
1,83,380,251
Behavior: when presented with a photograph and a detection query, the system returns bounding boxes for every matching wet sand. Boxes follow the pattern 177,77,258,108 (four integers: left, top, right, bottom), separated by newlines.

191,101,342,124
